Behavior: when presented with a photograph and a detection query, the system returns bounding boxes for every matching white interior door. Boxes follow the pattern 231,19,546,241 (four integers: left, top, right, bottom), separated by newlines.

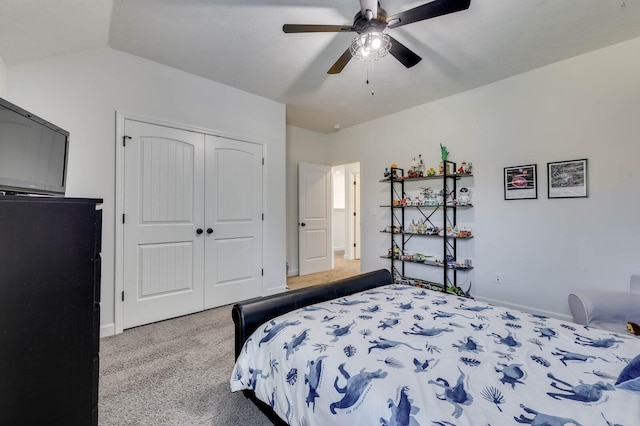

298,162,332,276
122,120,205,329
204,136,263,308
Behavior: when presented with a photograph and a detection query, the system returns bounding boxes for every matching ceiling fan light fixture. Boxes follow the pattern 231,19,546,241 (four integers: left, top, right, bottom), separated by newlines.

350,31,391,62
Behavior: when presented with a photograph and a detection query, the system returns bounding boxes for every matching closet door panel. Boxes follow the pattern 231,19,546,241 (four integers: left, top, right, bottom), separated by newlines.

122,120,205,328
204,136,263,308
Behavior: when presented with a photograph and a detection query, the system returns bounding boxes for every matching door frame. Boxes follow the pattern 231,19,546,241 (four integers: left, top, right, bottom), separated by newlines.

351,170,361,260
344,162,361,261
114,112,266,335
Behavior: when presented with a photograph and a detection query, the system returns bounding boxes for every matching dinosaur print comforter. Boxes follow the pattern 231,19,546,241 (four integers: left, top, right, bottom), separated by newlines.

230,284,640,425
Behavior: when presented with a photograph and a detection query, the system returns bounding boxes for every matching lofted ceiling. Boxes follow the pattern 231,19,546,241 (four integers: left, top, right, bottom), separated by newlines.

1,0,639,133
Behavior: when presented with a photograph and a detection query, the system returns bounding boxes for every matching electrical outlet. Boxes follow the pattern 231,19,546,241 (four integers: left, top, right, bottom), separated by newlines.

494,272,502,283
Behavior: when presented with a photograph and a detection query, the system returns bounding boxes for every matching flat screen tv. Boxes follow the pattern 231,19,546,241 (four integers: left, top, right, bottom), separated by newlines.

0,97,69,196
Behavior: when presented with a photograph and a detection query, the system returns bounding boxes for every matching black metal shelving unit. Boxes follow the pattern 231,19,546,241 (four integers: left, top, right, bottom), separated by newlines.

380,161,474,296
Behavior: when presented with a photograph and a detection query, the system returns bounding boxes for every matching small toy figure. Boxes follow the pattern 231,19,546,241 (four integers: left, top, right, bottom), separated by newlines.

410,157,419,170
458,187,471,206
440,144,449,162
388,163,400,179
426,168,436,176
408,157,420,178
408,154,425,178
420,187,433,198
417,154,426,174
457,228,472,238
439,162,451,175
458,161,473,174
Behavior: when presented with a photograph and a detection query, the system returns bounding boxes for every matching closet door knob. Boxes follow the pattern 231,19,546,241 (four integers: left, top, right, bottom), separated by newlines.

206,228,213,234
196,228,204,235
300,222,306,227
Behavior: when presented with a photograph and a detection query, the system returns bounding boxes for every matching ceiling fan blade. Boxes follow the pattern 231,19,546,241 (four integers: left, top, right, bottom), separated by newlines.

327,47,353,74
283,24,355,33
387,0,471,29
388,35,422,68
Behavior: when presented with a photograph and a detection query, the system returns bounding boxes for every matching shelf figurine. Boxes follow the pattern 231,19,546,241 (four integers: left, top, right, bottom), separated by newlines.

457,161,473,175
439,144,452,175
388,163,400,179
417,154,426,175
438,161,451,175
408,154,426,178
457,187,471,206
440,144,449,162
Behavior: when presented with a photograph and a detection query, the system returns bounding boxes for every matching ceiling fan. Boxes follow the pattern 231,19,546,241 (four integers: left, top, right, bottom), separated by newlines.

283,0,471,74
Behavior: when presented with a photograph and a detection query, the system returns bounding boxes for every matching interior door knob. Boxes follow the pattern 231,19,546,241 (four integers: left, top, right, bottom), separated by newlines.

206,228,213,234
300,222,306,227
196,228,204,235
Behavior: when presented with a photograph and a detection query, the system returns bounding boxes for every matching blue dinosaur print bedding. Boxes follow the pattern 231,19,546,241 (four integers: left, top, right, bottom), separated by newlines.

230,284,640,425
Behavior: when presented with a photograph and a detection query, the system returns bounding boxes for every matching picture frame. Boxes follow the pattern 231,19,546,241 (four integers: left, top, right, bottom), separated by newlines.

504,164,537,200
547,159,588,198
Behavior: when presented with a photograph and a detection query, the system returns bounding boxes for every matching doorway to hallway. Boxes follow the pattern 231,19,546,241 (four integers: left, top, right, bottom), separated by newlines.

287,250,360,290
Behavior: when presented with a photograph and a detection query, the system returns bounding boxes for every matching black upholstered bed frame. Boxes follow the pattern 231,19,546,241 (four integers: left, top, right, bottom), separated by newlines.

232,268,392,359
231,269,393,425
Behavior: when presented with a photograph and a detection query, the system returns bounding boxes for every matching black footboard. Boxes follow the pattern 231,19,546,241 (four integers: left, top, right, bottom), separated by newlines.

231,269,392,359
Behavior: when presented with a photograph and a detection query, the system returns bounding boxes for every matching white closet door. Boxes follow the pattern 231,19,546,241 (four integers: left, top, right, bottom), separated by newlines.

204,135,263,308
122,120,205,329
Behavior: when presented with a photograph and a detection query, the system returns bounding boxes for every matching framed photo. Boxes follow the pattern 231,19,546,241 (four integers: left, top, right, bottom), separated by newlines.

504,164,537,200
547,159,588,198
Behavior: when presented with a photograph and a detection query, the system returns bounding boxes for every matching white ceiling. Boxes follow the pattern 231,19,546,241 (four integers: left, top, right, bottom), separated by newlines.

1,0,639,133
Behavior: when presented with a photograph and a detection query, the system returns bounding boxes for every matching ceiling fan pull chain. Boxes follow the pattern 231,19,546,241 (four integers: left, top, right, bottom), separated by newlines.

370,60,375,95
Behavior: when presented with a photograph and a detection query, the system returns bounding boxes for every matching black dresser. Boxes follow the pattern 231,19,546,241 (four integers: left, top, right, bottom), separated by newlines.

0,197,102,425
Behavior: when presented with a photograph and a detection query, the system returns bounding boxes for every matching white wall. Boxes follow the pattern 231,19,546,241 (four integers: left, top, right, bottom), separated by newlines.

327,37,640,320
286,125,329,276
7,47,286,335
0,53,7,97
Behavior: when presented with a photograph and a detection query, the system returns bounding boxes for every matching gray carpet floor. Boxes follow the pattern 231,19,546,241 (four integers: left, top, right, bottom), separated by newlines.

99,305,274,425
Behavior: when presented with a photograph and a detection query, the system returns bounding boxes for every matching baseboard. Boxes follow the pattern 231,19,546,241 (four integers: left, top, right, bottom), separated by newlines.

473,295,573,322
100,323,116,338
287,268,299,277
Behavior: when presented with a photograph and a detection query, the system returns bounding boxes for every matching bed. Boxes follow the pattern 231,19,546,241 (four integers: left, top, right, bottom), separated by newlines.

231,269,640,425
